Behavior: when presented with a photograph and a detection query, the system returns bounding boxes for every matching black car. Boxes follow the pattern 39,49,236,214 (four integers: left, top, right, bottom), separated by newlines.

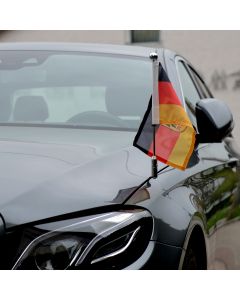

0,43,239,270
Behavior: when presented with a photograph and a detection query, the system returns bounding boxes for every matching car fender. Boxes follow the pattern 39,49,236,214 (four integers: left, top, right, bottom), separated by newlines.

137,182,207,248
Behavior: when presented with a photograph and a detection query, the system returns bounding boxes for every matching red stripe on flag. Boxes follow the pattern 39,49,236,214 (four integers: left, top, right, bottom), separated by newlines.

148,125,180,160
158,82,182,105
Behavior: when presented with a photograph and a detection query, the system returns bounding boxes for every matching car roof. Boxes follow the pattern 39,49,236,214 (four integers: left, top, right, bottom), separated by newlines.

0,42,167,59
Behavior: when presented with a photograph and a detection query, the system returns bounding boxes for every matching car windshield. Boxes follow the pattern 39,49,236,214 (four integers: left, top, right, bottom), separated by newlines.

0,50,152,131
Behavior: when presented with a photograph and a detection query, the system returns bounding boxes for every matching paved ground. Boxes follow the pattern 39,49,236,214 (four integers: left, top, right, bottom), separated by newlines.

208,220,240,269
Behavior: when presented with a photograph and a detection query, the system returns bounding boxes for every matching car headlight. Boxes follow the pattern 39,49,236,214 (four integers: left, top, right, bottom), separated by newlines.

13,208,153,270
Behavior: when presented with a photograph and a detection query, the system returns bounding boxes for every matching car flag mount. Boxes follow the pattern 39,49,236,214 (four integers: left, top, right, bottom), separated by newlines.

149,51,159,179
133,51,195,176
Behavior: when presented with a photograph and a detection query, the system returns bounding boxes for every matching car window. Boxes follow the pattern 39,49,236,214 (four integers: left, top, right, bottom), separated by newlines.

13,86,107,123
188,66,213,99
177,61,201,125
0,51,153,131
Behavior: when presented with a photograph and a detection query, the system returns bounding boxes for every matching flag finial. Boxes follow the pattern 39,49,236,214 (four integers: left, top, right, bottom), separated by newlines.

149,51,158,60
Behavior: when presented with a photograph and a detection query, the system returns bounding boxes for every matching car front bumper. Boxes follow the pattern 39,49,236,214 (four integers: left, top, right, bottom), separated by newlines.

125,241,183,270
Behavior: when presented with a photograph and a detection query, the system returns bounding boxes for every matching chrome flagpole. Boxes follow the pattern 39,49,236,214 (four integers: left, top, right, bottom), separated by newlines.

149,51,159,178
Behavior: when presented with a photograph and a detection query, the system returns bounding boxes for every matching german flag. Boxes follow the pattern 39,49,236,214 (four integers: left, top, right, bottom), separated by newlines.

133,63,196,170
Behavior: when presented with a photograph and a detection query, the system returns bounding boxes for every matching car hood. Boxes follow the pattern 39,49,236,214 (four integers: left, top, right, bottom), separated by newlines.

0,126,155,228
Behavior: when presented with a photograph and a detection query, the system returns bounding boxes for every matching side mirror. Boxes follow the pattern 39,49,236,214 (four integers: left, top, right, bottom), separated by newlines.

196,98,234,143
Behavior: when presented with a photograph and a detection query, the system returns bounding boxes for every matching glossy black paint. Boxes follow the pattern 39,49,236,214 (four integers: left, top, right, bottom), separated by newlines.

196,98,234,143
0,214,4,236
0,43,239,269
0,126,154,227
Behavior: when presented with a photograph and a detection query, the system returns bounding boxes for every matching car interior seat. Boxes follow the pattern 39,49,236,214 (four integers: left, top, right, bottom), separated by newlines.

13,95,49,122
0,92,12,122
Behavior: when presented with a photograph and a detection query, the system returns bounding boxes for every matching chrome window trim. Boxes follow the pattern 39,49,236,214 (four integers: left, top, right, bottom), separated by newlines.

174,55,201,132
174,56,188,111
175,56,203,101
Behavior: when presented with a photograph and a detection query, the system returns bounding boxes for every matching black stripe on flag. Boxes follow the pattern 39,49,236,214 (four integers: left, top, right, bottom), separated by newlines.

133,96,159,155
158,64,170,82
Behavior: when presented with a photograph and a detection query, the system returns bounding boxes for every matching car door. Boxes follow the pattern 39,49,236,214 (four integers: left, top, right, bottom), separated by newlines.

175,57,240,269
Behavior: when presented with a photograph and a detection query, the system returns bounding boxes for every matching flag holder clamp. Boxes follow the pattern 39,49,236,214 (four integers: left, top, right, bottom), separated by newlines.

149,51,158,179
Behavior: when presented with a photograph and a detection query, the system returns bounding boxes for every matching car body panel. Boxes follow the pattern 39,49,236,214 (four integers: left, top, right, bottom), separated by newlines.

125,241,183,270
0,42,163,60
0,126,159,227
